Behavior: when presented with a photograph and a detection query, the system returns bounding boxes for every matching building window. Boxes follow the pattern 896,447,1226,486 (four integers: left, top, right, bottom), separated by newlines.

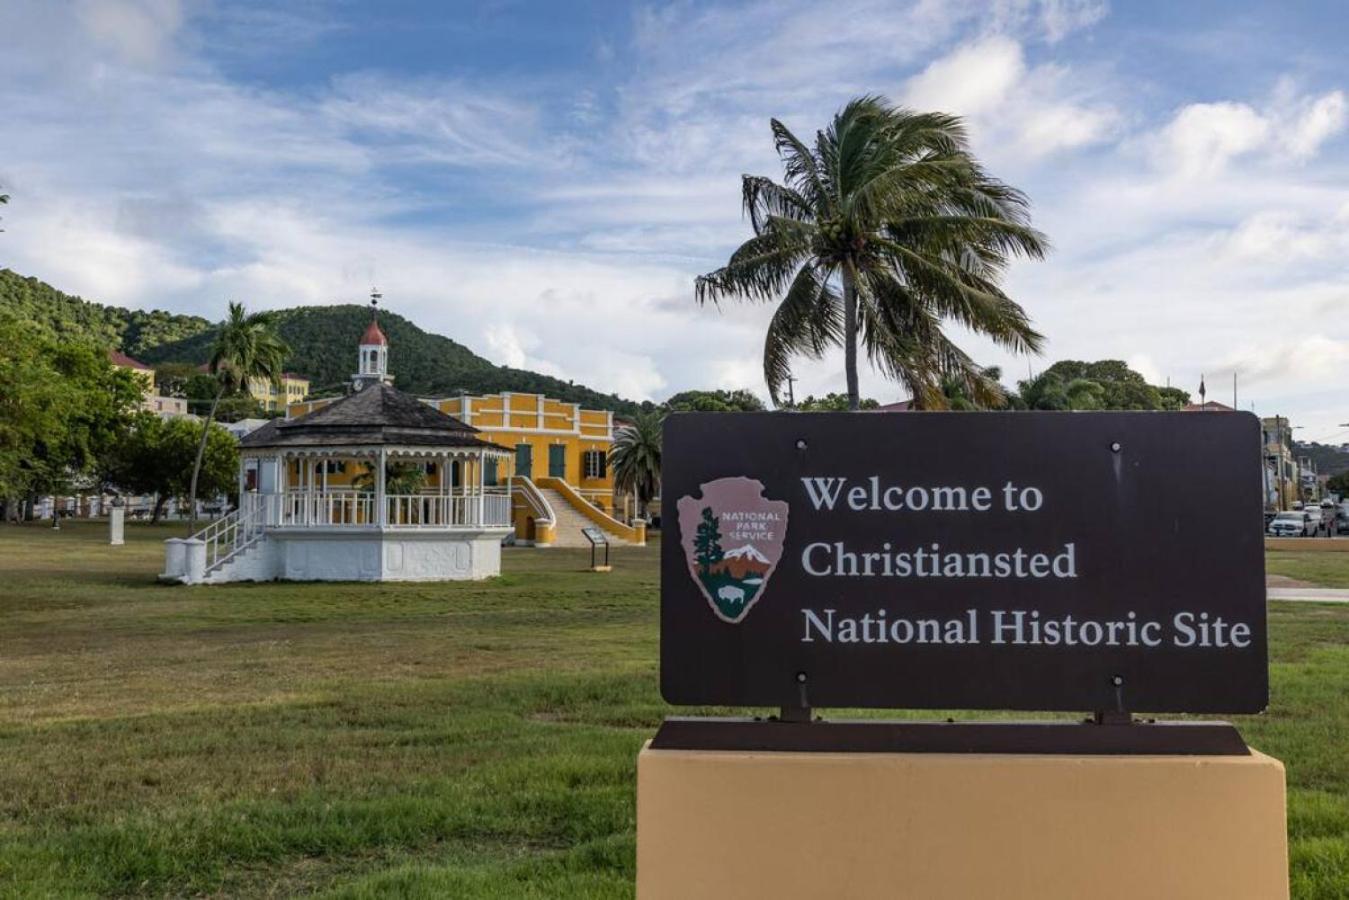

324,460,346,475
583,450,607,479
485,458,498,484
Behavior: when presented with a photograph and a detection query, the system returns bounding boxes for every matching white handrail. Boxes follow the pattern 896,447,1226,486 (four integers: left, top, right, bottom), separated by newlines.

192,495,271,574
511,476,555,528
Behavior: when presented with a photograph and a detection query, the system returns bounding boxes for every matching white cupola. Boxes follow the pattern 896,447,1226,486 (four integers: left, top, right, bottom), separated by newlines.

352,289,394,391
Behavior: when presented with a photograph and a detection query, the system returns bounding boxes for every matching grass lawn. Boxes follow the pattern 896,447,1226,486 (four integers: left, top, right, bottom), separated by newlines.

0,522,1345,897
1268,547,1349,588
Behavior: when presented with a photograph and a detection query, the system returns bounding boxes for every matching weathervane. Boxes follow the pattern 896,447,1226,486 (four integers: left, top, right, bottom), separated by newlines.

370,287,382,311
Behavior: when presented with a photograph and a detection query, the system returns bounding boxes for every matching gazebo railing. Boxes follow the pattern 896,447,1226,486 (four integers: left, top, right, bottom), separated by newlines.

283,490,374,527
385,488,511,527
272,488,510,528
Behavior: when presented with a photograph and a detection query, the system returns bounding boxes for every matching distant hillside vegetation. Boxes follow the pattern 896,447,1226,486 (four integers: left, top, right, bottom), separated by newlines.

0,268,211,355
1,269,643,415
1295,442,1349,478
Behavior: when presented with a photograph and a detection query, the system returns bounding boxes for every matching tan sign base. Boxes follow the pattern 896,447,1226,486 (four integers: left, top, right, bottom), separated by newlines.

636,742,1288,899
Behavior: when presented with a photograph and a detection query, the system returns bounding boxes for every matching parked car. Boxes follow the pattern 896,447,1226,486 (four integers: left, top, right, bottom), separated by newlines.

1269,511,1312,537
1337,508,1349,535
1304,508,1327,537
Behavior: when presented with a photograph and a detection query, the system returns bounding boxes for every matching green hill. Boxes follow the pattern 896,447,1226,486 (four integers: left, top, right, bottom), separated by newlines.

0,268,211,355
0,268,645,415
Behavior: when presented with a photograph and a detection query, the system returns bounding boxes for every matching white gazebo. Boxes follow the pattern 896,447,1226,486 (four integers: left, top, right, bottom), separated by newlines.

164,383,514,584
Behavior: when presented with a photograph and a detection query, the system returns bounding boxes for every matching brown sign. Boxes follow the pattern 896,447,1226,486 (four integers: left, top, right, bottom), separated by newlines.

660,412,1269,714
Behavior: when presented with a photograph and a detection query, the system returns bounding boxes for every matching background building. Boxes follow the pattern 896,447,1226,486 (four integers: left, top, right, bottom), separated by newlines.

109,350,190,418
1262,416,1299,511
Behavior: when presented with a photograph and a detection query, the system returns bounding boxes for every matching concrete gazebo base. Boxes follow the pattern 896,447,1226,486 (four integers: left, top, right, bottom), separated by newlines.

186,527,512,584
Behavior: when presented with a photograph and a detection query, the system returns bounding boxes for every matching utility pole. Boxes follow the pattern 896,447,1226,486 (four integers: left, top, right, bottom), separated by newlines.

785,375,797,408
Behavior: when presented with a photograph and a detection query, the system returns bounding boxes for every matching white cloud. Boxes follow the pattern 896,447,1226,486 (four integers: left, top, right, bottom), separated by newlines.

1220,335,1349,385
902,36,1026,117
901,37,1118,162
1219,210,1348,263
1279,89,1347,160
320,73,550,169
76,0,185,67
1155,102,1270,177
1153,87,1346,177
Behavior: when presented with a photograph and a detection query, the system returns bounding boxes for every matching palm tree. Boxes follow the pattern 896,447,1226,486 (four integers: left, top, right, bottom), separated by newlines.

187,303,288,533
609,412,662,521
696,96,1046,410
353,462,427,495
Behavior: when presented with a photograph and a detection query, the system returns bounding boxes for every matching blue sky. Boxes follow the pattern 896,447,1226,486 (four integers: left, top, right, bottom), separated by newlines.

2,0,1348,438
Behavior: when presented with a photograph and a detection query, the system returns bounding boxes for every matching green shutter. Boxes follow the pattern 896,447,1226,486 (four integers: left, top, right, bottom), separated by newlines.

549,444,566,478
516,444,532,479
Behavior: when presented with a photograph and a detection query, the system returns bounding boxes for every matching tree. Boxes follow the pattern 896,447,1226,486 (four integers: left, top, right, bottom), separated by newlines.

693,506,724,575
609,411,662,520
796,393,880,411
106,414,238,522
937,365,1013,410
1017,361,1183,411
187,303,289,533
665,389,766,413
1157,386,1190,410
1327,471,1349,497
0,189,8,232
154,362,199,397
0,311,141,520
696,96,1045,411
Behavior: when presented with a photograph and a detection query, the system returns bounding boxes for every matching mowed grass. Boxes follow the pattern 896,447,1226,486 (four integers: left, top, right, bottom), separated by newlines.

1268,547,1349,588
0,522,1344,897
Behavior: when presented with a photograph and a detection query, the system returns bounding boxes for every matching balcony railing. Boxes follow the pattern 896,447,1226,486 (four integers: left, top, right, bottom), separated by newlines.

254,489,511,529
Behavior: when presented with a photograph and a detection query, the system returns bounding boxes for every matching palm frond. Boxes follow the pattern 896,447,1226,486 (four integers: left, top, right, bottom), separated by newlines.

763,264,842,404
742,175,813,233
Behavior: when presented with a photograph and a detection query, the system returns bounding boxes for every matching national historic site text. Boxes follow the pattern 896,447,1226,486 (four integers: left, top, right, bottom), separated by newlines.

793,474,1257,651
800,608,1255,648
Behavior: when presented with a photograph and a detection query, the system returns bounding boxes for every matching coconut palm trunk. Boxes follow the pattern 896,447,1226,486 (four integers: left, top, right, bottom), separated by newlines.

185,302,289,536
186,386,225,534
842,264,860,411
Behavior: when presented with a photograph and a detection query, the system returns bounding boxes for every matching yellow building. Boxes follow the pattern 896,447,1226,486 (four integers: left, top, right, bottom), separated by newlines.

248,373,310,412
286,309,643,547
429,392,616,507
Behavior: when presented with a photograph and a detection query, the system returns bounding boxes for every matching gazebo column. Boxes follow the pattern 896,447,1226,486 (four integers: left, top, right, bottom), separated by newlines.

477,452,486,526
376,447,388,527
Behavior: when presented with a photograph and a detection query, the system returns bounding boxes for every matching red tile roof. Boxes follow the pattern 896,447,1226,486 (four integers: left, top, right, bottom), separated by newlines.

360,319,388,346
108,349,152,371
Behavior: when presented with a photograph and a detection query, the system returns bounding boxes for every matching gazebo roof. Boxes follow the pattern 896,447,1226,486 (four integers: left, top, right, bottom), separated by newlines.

240,384,509,452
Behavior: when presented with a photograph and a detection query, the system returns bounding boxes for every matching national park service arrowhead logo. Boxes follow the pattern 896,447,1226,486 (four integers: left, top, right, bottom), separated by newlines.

677,477,789,624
